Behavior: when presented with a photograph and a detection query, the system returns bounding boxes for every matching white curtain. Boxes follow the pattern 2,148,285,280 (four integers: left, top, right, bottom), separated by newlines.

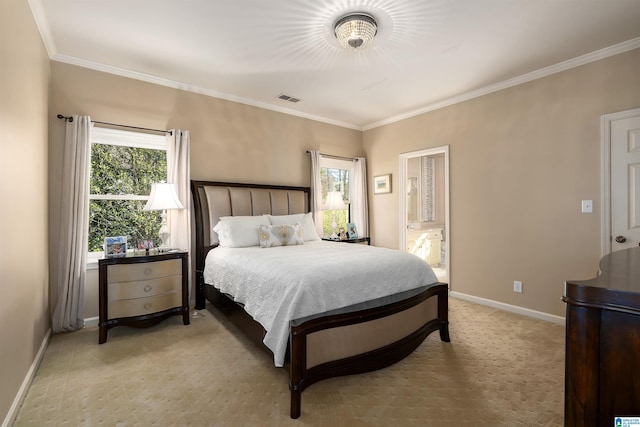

351,157,369,237
166,129,191,302
166,129,191,253
52,115,91,332
309,150,323,237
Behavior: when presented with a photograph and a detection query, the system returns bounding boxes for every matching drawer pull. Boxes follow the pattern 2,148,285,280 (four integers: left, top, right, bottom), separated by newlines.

144,268,152,276
144,303,152,310
144,285,153,293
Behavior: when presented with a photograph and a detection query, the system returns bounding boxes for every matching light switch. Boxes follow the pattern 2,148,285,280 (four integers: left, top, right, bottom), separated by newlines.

581,200,593,213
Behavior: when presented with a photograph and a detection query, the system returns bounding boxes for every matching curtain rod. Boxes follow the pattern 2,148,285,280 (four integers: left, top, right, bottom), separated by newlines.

306,150,359,162
57,114,171,135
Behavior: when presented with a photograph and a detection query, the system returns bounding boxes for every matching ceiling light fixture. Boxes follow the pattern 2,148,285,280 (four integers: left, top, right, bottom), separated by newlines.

334,13,377,50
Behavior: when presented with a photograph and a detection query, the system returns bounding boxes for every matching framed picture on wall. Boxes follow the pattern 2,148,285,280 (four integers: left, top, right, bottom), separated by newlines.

373,174,392,194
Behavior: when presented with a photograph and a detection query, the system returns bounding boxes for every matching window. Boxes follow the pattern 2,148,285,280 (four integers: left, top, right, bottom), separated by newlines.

320,157,353,237
88,127,167,256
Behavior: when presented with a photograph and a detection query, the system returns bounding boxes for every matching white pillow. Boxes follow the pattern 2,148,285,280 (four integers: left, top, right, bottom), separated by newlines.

258,224,304,248
213,215,271,248
268,213,320,241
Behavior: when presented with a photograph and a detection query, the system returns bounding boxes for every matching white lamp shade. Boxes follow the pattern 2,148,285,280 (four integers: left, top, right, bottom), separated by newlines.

324,191,346,210
143,183,184,211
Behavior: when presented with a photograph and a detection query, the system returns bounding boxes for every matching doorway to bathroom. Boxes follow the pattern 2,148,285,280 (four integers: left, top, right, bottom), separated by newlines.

399,146,449,283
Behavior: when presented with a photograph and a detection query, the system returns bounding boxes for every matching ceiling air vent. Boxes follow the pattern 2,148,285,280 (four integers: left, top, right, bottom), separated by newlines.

277,93,301,103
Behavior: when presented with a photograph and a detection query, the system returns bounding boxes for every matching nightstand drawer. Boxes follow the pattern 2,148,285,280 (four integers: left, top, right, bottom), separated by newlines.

108,291,182,319
108,275,182,301
107,259,181,283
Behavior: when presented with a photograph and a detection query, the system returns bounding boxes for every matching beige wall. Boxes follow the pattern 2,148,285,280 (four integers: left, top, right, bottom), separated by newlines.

51,50,640,321
0,0,51,423
364,48,640,317
49,63,363,318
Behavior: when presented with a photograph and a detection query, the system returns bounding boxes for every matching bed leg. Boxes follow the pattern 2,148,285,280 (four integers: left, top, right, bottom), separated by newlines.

438,286,451,342
289,328,305,418
195,271,205,310
290,388,301,419
440,322,451,342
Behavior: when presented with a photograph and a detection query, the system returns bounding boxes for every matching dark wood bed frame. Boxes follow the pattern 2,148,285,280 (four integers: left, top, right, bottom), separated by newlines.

191,180,450,419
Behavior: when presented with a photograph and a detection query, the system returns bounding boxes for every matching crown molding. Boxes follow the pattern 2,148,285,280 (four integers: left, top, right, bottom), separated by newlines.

28,0,361,131
57,35,640,132
29,0,639,133
363,37,640,131
28,0,56,57
50,53,362,131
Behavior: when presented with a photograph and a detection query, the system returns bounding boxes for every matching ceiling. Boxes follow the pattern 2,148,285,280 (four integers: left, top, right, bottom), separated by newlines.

31,0,640,130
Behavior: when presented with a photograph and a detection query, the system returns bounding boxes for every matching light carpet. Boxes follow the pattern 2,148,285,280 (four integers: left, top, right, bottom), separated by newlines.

13,298,564,426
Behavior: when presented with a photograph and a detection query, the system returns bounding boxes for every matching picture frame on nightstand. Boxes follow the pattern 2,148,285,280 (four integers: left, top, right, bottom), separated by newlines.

136,240,154,255
339,227,347,240
137,240,154,250
104,236,127,257
346,223,358,238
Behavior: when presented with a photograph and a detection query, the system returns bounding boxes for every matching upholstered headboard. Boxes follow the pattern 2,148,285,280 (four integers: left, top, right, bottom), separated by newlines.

190,180,311,309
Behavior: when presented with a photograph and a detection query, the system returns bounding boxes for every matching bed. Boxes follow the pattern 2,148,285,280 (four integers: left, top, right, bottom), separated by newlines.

191,180,450,419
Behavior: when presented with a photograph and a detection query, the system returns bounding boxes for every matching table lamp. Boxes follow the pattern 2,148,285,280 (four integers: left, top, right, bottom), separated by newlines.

143,182,184,250
324,191,346,239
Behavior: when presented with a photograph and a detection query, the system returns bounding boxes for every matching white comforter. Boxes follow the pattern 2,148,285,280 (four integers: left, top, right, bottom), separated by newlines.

203,240,439,367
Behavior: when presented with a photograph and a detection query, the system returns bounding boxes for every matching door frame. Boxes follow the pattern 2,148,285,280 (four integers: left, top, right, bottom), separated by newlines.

399,145,450,283
601,107,640,255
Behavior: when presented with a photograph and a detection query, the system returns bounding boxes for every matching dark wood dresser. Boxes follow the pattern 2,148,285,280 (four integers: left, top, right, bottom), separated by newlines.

563,247,640,426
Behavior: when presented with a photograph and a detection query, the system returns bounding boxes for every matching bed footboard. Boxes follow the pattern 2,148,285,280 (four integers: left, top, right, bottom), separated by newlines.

288,283,449,419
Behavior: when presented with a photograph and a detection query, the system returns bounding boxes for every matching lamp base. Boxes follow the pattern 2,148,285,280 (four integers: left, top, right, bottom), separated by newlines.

158,210,171,250
330,218,338,240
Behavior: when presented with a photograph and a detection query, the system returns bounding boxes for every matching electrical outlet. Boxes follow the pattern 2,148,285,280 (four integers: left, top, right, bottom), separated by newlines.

514,280,523,293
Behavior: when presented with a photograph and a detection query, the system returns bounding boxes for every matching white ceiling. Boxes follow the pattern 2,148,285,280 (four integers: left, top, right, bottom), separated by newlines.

31,0,640,130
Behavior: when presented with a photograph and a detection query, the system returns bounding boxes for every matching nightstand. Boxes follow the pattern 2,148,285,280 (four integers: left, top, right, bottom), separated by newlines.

98,251,189,343
322,237,371,245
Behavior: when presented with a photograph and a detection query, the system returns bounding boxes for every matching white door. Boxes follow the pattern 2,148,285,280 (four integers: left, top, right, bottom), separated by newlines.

604,108,640,253
399,146,450,283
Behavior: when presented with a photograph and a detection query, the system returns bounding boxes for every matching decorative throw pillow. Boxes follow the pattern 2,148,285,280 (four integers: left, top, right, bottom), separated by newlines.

268,213,320,241
258,224,304,248
213,215,271,247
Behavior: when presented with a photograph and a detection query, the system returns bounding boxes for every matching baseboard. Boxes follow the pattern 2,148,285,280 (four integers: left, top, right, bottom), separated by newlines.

450,291,565,325
2,328,51,427
84,316,99,328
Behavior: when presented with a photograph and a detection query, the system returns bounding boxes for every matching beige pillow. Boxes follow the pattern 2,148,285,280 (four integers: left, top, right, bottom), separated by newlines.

258,224,304,248
268,213,320,241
